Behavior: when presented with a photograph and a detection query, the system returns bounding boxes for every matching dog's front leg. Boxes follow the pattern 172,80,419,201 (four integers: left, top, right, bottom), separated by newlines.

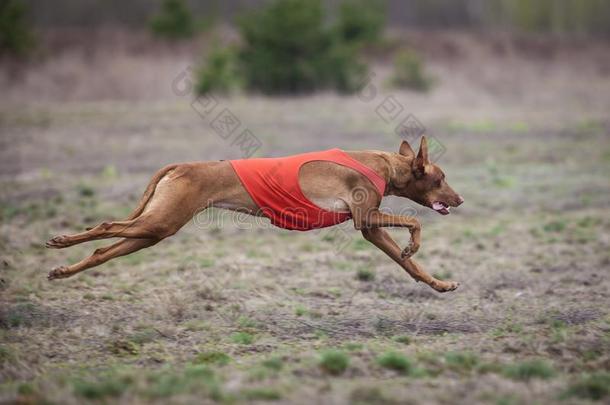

361,227,459,293
357,210,421,258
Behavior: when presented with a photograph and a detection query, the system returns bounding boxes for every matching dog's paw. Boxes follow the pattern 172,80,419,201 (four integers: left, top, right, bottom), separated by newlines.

46,235,71,249
400,241,420,259
48,266,70,281
431,280,460,293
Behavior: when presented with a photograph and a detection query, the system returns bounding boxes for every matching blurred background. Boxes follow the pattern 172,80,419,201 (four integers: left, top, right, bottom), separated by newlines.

1,1,609,404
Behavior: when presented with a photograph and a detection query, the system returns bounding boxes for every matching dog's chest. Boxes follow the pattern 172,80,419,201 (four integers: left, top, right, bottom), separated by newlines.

309,196,350,212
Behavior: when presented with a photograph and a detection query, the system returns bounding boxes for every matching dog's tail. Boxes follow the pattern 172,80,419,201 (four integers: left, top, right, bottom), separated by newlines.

125,164,179,220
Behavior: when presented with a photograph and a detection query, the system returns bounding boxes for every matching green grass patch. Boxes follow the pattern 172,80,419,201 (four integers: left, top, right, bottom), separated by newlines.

343,342,364,351
194,351,231,366
17,382,36,396
108,339,139,356
543,220,567,233
502,359,555,381
485,161,515,188
492,321,524,337
319,350,350,375
230,332,255,345
100,164,118,179
1,203,21,221
241,387,282,400
0,302,36,328
494,394,520,405
561,371,610,401
355,267,375,282
73,373,134,400
199,258,215,268
492,175,516,188
377,351,413,374
294,304,307,317
334,261,354,271
195,285,224,301
76,183,95,197
577,216,596,228
477,362,504,375
352,239,371,251
183,320,209,332
299,242,315,252
100,293,115,301
443,351,480,373
0,345,12,363
602,147,610,163
509,121,529,133
247,366,271,382
129,327,159,345
392,335,412,345
237,315,259,329
261,356,283,371
350,386,391,404
550,319,569,343
144,365,222,400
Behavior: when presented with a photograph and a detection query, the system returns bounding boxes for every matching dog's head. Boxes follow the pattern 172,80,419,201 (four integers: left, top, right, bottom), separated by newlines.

395,137,464,215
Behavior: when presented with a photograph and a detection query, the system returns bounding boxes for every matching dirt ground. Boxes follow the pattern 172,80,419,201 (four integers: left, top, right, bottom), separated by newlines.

1,30,610,404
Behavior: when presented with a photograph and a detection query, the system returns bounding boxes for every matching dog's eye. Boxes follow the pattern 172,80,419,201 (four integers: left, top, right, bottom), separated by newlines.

435,179,442,187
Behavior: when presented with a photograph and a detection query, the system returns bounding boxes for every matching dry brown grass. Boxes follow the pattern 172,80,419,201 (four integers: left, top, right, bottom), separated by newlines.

1,30,609,404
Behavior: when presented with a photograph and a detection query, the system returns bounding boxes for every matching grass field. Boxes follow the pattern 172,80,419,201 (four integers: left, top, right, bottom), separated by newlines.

1,32,610,404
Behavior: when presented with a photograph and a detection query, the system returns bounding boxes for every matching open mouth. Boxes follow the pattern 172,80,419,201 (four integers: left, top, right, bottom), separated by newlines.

432,201,450,215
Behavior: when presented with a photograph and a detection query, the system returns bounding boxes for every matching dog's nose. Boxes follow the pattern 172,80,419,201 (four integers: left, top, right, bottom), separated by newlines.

457,195,464,206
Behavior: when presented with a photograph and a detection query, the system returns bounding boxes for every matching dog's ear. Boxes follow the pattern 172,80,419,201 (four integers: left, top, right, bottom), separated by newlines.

398,140,415,158
412,136,429,177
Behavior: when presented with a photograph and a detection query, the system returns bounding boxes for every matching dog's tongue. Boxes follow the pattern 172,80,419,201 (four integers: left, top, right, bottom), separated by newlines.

432,201,450,214
432,202,445,210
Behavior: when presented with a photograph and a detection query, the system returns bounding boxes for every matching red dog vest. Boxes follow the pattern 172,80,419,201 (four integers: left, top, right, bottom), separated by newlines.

230,149,386,231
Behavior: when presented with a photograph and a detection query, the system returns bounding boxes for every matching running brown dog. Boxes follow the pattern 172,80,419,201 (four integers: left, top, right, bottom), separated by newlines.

46,137,464,292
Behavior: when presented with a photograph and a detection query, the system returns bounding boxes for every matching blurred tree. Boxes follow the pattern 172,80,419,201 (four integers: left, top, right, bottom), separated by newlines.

323,37,368,93
390,49,432,92
149,0,195,40
238,0,329,94
484,0,610,36
336,0,386,45
236,0,367,94
17,0,610,37
196,45,242,95
0,0,35,56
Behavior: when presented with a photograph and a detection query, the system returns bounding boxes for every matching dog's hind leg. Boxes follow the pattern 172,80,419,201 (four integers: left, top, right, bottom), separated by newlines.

46,215,174,248
48,238,158,280
47,164,206,249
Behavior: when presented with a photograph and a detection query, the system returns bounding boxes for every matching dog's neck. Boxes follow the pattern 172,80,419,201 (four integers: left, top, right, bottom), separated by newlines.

382,152,415,197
